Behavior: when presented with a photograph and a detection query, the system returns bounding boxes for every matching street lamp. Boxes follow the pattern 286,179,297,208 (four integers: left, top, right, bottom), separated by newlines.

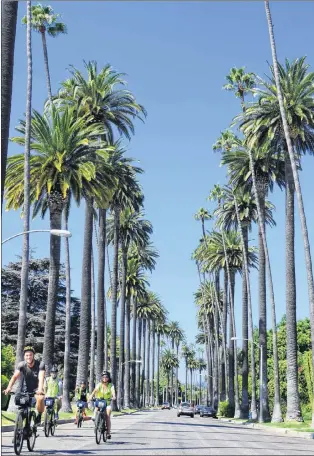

2,229,72,244
231,337,262,423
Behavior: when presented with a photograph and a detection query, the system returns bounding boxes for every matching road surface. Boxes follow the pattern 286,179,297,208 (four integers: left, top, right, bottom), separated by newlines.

2,409,314,455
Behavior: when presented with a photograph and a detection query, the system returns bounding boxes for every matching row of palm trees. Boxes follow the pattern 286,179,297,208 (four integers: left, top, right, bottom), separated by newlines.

192,1,314,425
1,2,194,412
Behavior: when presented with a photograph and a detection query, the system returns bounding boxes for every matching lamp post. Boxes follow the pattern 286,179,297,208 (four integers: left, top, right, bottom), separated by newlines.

231,337,262,422
2,229,72,244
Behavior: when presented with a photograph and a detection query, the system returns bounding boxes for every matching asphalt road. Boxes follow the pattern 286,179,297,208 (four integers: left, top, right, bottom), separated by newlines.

2,409,314,455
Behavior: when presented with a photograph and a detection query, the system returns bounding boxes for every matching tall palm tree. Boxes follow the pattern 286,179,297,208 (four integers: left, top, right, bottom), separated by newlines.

155,321,168,405
1,0,18,208
221,139,285,422
161,349,179,403
263,19,314,404
187,355,198,404
194,208,211,238
6,108,114,372
223,66,255,111
89,248,96,392
197,357,207,404
22,3,66,103
13,1,32,380
174,331,185,406
181,344,192,402
238,57,314,421
96,207,106,382
168,321,184,407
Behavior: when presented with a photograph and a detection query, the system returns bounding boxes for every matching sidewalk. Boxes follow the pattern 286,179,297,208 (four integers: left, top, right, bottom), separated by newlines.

219,417,314,440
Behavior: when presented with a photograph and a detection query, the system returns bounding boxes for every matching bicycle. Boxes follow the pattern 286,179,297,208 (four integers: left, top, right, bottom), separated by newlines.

11,392,38,455
93,398,107,444
76,400,86,428
44,397,57,437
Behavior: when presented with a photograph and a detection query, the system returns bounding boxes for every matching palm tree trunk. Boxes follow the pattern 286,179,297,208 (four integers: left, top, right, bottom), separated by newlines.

185,360,188,402
250,166,282,422
241,224,249,418
136,319,142,407
190,369,193,403
213,294,219,410
110,205,120,411
146,319,151,405
285,154,301,421
220,268,228,402
141,319,146,406
12,1,31,409
265,1,313,424
118,244,127,409
228,299,235,414
124,297,131,408
170,339,174,407
96,209,106,382
43,195,63,372
61,208,72,412
150,322,156,406
156,333,161,406
1,0,18,209
175,343,179,405
40,30,52,104
230,272,241,419
76,201,93,384
131,295,137,406
89,249,96,392
233,193,257,421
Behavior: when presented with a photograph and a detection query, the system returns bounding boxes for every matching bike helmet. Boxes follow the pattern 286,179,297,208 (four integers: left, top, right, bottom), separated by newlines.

23,346,35,354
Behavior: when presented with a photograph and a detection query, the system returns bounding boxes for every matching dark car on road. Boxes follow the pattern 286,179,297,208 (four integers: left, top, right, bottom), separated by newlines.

161,402,170,410
200,406,217,418
195,405,203,415
177,402,195,418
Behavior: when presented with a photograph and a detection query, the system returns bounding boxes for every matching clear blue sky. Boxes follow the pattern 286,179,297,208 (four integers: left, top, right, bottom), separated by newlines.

3,1,314,379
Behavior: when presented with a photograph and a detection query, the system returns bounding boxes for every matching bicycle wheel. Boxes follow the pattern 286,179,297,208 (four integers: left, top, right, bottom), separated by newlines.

27,411,37,452
50,410,56,436
102,414,107,442
77,410,82,428
44,410,50,438
95,413,102,445
13,412,24,455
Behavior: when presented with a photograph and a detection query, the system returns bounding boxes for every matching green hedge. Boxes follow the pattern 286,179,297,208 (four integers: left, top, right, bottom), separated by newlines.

1,375,10,410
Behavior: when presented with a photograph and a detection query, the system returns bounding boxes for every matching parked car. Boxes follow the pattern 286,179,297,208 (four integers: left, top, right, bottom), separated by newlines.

200,406,217,418
161,401,170,410
177,402,195,418
195,405,203,415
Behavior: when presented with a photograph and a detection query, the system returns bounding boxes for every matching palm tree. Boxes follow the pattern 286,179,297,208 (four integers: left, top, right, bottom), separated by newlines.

168,321,184,407
14,0,32,377
197,357,207,404
6,108,114,372
221,138,285,422
187,355,198,404
223,66,255,111
161,349,179,403
194,208,211,238
89,248,96,392
263,17,314,398
238,57,314,421
1,0,18,208
22,3,66,103
155,321,168,405
96,207,106,382
174,331,185,406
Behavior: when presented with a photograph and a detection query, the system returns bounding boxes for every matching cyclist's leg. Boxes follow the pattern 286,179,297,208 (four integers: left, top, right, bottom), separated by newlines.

55,397,61,419
106,404,112,437
35,393,45,423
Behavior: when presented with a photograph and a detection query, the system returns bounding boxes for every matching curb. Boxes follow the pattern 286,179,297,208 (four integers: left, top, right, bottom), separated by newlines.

218,418,314,440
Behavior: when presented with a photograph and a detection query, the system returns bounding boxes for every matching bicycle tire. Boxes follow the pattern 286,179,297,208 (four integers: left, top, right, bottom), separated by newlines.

27,411,37,452
95,413,102,445
50,410,56,436
13,412,24,455
44,409,50,438
77,411,82,428
102,413,107,442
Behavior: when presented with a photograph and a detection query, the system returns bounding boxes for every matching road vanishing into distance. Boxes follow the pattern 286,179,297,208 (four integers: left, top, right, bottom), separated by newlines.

2,409,314,455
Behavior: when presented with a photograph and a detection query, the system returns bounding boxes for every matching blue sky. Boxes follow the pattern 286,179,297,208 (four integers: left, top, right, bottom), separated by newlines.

2,1,314,379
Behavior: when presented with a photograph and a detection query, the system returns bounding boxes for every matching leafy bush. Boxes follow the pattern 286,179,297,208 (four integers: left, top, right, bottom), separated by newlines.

218,400,234,418
1,344,15,378
1,375,10,410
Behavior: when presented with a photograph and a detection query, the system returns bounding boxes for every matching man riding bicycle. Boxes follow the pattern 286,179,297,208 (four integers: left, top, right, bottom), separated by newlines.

3,346,45,424
44,366,62,420
75,381,88,424
89,371,116,439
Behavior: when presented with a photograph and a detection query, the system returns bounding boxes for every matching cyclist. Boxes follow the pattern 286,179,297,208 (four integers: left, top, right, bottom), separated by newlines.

89,371,116,439
44,366,63,420
75,381,88,424
3,346,45,424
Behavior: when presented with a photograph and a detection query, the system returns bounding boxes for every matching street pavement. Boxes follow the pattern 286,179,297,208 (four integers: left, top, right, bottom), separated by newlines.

2,409,314,455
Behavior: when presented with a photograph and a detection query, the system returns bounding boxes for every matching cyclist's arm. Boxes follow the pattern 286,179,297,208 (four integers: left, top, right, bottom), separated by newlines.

111,385,116,401
3,368,21,394
37,362,46,394
58,379,63,397
88,385,99,401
